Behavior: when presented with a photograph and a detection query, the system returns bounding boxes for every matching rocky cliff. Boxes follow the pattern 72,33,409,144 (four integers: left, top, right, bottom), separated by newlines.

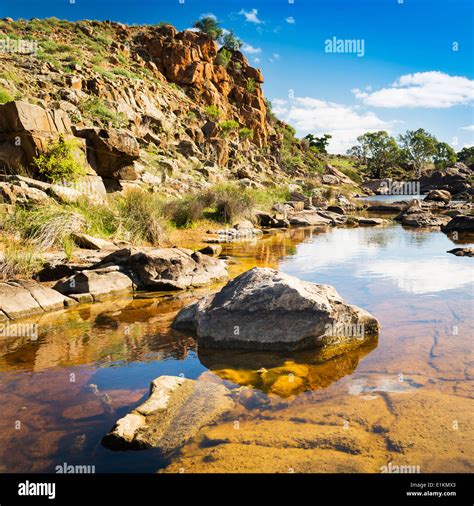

0,18,298,197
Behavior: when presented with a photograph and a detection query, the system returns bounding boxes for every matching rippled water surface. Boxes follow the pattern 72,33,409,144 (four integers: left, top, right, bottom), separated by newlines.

1,224,473,473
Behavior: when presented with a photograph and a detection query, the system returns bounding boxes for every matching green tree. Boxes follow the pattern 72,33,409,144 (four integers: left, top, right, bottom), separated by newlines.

398,128,438,176
457,146,474,166
347,131,400,179
433,142,456,170
216,48,232,68
221,30,243,50
304,134,332,154
193,16,223,40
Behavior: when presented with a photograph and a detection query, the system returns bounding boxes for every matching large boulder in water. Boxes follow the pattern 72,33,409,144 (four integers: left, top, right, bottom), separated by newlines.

173,267,379,352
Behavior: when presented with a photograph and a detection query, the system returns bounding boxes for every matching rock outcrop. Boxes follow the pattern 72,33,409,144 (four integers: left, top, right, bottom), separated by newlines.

395,200,451,228
0,101,73,173
419,163,473,195
425,189,451,204
92,247,228,290
442,215,474,234
173,267,379,353
102,375,234,452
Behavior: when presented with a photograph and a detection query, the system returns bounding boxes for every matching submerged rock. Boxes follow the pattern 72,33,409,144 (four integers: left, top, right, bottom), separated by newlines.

102,375,234,452
357,217,388,226
173,267,379,352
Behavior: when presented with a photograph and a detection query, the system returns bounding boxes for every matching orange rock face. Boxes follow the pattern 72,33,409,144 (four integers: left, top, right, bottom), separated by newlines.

135,27,269,147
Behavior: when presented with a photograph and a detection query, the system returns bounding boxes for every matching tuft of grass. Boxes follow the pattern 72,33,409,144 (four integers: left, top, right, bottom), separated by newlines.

211,184,256,223
7,203,85,250
246,77,257,93
164,195,210,228
216,48,232,68
0,241,44,280
114,189,164,245
0,88,13,104
111,67,139,79
92,65,116,80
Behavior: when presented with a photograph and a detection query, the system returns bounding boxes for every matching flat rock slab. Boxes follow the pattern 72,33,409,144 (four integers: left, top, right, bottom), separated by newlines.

0,281,71,319
288,212,331,227
367,201,411,212
102,375,234,453
357,217,388,226
173,267,379,353
54,270,133,301
72,232,118,251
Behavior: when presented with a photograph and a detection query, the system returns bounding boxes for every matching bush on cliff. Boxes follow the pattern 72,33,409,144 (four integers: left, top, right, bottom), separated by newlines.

34,135,86,184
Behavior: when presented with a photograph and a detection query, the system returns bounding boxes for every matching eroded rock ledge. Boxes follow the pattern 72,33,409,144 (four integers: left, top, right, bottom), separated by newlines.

0,247,228,320
173,267,379,353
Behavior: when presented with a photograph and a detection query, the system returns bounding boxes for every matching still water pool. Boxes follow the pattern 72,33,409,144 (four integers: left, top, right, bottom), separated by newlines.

1,223,473,473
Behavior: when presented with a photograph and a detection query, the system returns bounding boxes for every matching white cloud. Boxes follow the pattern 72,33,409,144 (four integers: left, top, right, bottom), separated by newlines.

239,8,263,24
286,16,295,24
241,43,261,54
269,53,280,63
273,96,391,153
460,125,474,131
199,12,217,21
353,71,474,108
253,57,261,64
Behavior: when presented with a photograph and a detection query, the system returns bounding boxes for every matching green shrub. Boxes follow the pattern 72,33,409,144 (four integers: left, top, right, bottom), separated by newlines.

0,88,13,104
204,105,223,121
246,77,257,93
82,97,128,128
216,48,232,68
34,135,86,184
206,184,256,223
239,128,254,141
219,120,239,136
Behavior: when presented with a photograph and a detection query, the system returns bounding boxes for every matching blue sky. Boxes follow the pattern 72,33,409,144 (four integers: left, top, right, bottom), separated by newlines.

2,0,473,153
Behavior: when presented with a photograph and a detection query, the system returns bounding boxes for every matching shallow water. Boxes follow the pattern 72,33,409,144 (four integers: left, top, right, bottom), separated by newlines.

0,223,473,473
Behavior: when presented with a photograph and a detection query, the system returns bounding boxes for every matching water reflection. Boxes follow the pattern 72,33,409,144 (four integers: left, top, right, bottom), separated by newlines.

0,223,472,473
281,225,474,295
198,336,378,397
